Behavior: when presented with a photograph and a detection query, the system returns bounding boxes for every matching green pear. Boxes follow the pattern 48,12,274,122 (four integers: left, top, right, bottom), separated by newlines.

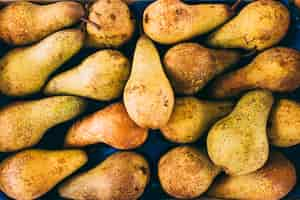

207,90,273,175
0,149,87,200
124,36,174,129
59,152,150,200
0,29,84,96
0,1,85,45
143,0,233,44
0,96,87,152
206,0,290,50
44,50,130,101
161,97,233,143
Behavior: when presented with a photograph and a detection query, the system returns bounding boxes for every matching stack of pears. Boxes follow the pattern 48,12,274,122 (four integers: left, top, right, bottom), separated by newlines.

0,0,299,199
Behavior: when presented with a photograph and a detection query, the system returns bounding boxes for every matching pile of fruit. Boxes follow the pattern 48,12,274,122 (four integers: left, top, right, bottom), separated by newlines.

0,0,299,199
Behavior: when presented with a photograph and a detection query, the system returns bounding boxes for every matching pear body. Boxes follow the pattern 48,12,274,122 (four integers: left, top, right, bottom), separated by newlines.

207,90,273,175
210,47,300,98
86,0,135,48
124,36,174,129
206,0,290,50
65,102,148,149
45,50,130,101
0,149,87,200
143,0,232,44
161,97,233,143
208,151,296,200
164,43,240,95
0,1,84,45
158,146,221,199
59,152,150,200
0,29,84,96
0,96,86,152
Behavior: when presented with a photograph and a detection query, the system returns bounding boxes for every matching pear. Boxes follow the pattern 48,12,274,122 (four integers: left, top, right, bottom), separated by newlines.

65,102,148,149
269,99,300,147
0,96,86,152
207,90,273,175
44,50,130,101
206,0,290,50
209,47,300,99
158,146,221,199
85,0,135,48
160,97,233,143
0,29,84,97
143,0,233,44
164,43,241,95
0,1,84,45
208,151,296,200
0,149,87,200
124,36,174,129
59,151,150,200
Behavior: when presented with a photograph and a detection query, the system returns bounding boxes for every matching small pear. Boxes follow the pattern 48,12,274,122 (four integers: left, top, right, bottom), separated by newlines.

44,50,130,101
207,90,273,175
160,97,233,143
0,1,84,45
65,102,148,149
0,96,86,152
164,43,241,95
85,0,135,48
158,146,221,199
0,149,87,200
0,29,84,96
206,0,290,50
269,99,300,147
209,47,300,99
124,36,174,129
208,151,297,200
59,152,150,200
143,0,233,44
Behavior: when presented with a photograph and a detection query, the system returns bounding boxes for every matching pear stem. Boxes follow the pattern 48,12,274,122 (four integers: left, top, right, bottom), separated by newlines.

231,0,242,11
80,17,102,31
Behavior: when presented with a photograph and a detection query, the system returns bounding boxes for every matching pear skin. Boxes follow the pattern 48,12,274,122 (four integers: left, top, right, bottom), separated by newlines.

0,1,84,45
0,149,87,200
206,0,290,50
207,90,273,175
65,102,148,149
208,151,296,200
0,96,87,152
59,152,150,200
0,29,84,97
209,47,300,98
44,50,130,101
143,0,233,44
124,36,174,129
158,146,221,199
86,0,135,48
269,99,300,147
160,97,233,143
164,43,241,95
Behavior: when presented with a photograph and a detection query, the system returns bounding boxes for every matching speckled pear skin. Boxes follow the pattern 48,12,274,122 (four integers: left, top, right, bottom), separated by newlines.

124,36,174,129
65,102,148,149
59,152,150,200
206,0,290,50
143,0,233,44
44,50,130,101
158,146,221,199
209,47,300,99
0,96,87,152
0,29,84,97
0,149,88,200
269,99,300,147
207,90,273,176
160,97,233,143
208,151,296,200
0,1,85,46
